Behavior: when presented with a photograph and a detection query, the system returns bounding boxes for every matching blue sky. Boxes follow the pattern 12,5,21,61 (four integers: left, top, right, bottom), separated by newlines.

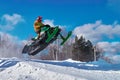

0,0,120,39
0,0,120,55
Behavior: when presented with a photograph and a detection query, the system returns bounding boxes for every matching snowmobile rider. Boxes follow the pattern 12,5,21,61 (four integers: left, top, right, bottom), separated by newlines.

33,16,45,40
33,16,51,40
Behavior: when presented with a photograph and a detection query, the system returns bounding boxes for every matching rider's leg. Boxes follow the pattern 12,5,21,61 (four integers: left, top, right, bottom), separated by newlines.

36,29,41,39
31,29,41,41
37,32,41,39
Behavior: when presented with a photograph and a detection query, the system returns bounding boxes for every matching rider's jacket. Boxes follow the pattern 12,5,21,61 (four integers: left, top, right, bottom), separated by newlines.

34,20,44,32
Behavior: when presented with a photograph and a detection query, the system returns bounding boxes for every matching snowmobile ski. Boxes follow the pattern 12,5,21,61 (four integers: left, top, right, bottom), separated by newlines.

60,31,72,45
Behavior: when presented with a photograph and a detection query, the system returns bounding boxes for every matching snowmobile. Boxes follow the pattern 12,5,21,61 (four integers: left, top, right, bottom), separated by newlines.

22,25,72,56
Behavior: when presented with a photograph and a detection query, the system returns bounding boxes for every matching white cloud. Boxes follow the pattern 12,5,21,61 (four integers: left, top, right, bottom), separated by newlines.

111,55,120,64
96,41,120,64
73,20,120,43
97,42,120,55
0,31,18,41
43,19,66,31
43,19,55,27
0,14,25,31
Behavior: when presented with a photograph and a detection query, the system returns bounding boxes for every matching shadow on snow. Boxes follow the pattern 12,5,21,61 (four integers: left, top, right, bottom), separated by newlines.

31,59,120,71
0,59,19,69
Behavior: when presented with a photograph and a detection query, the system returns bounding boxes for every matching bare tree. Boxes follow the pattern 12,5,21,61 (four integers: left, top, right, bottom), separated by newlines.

0,33,23,58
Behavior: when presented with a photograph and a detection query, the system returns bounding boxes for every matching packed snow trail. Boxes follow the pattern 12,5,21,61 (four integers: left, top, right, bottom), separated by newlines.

0,58,120,80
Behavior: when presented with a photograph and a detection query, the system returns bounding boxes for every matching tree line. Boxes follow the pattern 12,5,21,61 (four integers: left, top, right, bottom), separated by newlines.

0,33,104,62
40,36,104,62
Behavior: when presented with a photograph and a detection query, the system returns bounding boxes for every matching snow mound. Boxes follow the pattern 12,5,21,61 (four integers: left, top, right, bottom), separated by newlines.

0,62,80,80
0,58,120,80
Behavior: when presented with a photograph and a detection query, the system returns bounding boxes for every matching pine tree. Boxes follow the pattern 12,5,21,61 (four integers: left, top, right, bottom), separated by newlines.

72,36,98,62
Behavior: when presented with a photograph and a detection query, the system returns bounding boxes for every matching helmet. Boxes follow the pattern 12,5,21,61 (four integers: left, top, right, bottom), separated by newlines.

37,16,42,21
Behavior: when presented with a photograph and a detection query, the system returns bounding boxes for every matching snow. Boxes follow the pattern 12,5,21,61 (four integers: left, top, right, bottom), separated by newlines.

0,58,120,80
